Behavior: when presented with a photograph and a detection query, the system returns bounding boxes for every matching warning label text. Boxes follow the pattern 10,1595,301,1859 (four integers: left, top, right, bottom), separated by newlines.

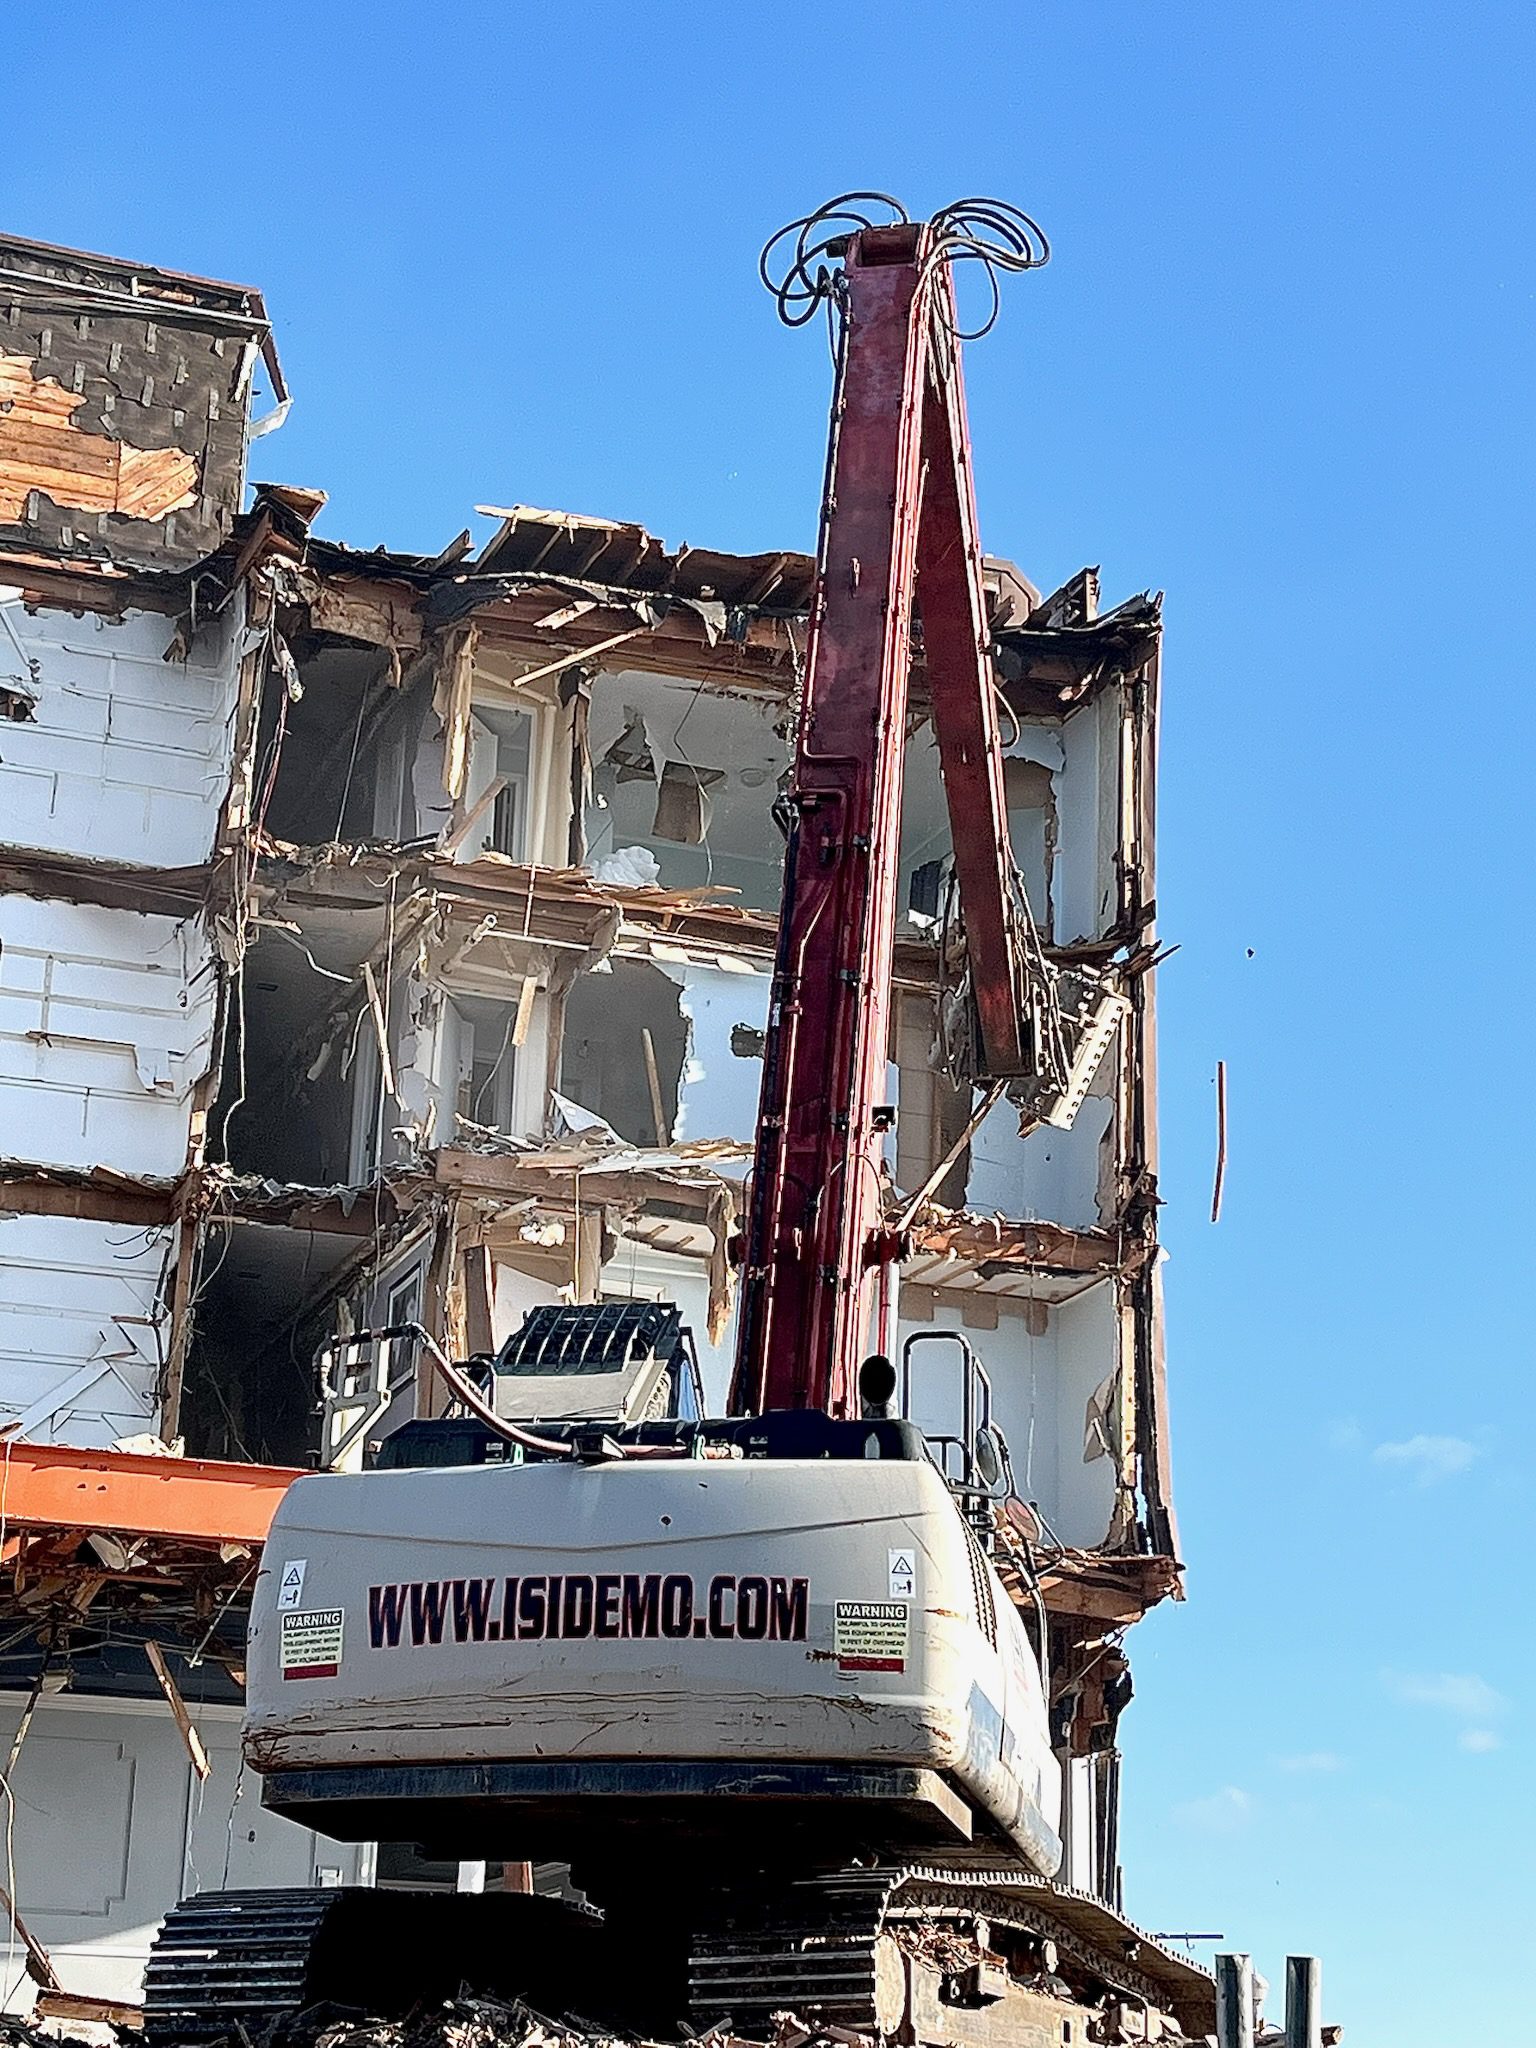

280,1607,344,1679
834,1599,909,1672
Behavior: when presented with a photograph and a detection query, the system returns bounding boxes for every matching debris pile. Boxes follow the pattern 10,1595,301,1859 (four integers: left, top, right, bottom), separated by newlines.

269,2000,635,2048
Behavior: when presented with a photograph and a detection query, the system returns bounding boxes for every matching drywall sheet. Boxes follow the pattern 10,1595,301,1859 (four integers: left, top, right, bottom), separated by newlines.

1054,691,1117,945
601,1239,735,1414
896,1284,1120,1550
0,894,216,1177
666,959,770,1146
0,595,241,867
967,1089,1114,1228
0,1213,171,1445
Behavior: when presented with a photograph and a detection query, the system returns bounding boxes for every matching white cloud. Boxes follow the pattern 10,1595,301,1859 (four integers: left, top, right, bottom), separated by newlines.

1371,1434,1478,1484
1459,1729,1502,1754
1173,1786,1253,1835
1385,1671,1508,1721
1275,1751,1345,1774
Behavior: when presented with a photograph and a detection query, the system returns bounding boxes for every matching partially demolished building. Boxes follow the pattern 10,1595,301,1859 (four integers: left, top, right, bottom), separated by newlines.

0,232,1176,2008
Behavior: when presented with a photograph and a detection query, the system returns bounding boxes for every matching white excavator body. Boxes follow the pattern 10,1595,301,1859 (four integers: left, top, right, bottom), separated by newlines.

245,1444,1061,1878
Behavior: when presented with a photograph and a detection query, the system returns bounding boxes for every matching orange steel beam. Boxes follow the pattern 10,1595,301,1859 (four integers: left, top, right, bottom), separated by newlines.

0,1440,303,1547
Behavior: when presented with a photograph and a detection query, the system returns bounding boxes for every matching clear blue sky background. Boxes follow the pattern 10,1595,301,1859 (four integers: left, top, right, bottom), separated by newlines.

7,6,1533,2040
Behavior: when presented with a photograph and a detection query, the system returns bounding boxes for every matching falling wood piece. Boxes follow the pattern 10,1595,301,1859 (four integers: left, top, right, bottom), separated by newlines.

1210,1059,1228,1224
360,959,398,1098
641,1026,668,1147
145,1641,211,1781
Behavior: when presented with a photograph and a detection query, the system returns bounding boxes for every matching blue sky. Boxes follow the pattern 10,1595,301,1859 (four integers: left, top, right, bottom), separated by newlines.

7,4,1534,2039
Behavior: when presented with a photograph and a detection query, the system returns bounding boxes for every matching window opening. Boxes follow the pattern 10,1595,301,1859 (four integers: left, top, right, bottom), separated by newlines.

454,995,519,1134
472,704,534,858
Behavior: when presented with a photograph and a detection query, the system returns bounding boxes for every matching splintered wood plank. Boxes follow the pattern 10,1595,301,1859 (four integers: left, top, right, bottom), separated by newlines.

145,1640,212,1781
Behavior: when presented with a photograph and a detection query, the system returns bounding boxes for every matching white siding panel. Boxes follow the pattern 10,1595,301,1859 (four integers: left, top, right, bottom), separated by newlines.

0,1214,170,1445
0,594,241,867
0,1696,370,2009
0,895,215,1176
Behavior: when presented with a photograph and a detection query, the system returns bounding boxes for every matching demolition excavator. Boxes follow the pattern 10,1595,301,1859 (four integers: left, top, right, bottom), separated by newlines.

146,200,1212,2045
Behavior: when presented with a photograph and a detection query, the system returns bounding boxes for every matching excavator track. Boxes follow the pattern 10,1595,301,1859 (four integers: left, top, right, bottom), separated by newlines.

145,1890,338,2045
144,1886,614,2048
687,1868,1217,2041
144,1869,1215,2046
689,1872,903,2031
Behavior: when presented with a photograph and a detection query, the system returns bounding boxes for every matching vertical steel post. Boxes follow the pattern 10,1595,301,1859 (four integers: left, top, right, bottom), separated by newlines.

1285,1956,1321,2048
1215,1953,1255,2048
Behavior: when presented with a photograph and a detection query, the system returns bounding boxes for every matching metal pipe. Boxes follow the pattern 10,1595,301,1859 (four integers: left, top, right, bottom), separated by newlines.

380,1324,686,1460
1215,1954,1255,2048
1285,1956,1321,2048
875,1240,898,1358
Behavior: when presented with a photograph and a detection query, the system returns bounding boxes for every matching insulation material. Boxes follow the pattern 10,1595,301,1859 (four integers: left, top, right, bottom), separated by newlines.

0,895,217,1177
0,596,242,867
591,845,661,889
0,1214,170,1446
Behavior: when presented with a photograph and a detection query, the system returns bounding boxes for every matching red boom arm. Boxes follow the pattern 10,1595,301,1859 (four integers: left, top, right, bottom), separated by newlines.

729,219,1034,1420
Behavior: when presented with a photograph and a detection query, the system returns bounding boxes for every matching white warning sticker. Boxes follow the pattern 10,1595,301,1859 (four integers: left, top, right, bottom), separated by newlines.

835,1600,909,1673
887,1547,915,1598
280,1608,344,1679
276,1559,308,1612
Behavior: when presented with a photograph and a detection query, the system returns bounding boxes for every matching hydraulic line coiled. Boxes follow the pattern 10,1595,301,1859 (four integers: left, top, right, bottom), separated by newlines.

760,192,1050,340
